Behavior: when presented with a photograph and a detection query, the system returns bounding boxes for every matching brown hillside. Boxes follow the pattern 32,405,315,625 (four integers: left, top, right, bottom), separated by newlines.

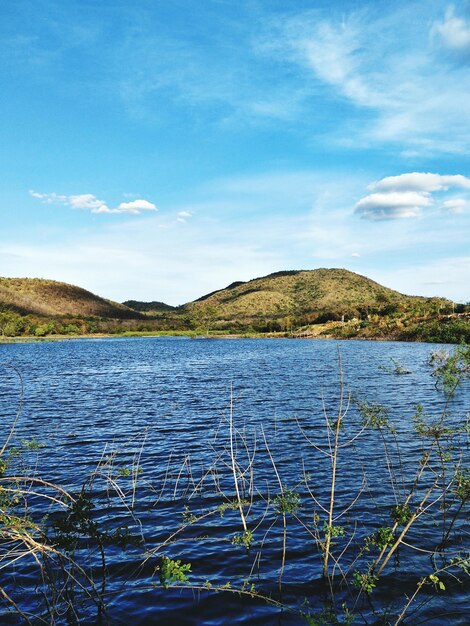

0,278,143,319
185,268,450,329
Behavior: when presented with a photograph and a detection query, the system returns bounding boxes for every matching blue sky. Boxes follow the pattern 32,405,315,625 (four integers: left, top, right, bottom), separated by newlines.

1,0,469,304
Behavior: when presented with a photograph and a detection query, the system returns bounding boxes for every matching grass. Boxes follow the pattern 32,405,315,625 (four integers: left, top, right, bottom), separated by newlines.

0,346,469,623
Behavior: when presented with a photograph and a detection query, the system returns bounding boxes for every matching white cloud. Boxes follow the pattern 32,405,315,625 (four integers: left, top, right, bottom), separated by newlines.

11,169,470,303
356,172,470,221
29,190,47,199
90,205,117,214
355,191,431,220
29,190,67,203
442,197,468,214
432,7,470,55
275,13,387,110
370,172,470,193
68,194,108,212
271,7,470,154
296,19,383,109
30,190,157,215
176,210,192,223
117,199,157,213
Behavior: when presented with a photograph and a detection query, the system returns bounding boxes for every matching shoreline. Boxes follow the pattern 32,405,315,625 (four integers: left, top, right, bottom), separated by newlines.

0,330,462,345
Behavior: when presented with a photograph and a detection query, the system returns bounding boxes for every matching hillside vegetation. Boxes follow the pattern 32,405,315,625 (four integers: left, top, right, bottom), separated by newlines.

181,268,469,342
0,278,140,319
185,268,452,328
0,278,149,337
122,300,176,314
0,270,468,342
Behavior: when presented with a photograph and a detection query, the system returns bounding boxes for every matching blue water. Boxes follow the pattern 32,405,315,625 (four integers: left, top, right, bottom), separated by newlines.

0,338,468,624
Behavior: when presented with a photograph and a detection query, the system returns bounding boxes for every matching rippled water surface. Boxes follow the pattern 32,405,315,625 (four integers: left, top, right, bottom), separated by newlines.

0,337,468,624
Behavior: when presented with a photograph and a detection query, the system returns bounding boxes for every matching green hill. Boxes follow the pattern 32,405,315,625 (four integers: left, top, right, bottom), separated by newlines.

0,271,466,343
0,278,142,319
185,268,452,331
123,300,176,314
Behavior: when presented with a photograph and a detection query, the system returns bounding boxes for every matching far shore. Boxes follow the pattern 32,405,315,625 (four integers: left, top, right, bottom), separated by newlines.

0,330,293,344
0,328,460,344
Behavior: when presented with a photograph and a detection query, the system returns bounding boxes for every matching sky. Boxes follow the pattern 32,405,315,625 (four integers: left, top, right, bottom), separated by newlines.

1,0,469,305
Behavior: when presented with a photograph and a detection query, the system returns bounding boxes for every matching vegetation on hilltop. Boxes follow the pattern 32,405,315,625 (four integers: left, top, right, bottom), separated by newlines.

123,300,176,314
0,278,155,338
0,278,141,319
184,268,458,333
0,270,468,342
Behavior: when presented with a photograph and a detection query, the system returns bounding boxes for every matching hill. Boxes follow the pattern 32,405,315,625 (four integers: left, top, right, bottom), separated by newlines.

184,268,452,332
1,271,466,343
0,278,142,319
123,300,176,314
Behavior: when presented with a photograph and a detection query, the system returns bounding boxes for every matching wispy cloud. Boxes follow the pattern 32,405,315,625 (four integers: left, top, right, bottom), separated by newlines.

8,2,470,156
69,194,111,212
442,197,468,214
355,172,470,220
30,191,157,215
176,210,192,223
112,6,308,128
371,172,470,193
266,5,470,153
432,6,470,59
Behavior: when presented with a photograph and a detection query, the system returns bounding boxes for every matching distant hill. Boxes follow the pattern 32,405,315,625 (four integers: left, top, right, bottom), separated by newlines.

1,271,463,342
0,278,142,319
123,300,176,314
185,268,451,330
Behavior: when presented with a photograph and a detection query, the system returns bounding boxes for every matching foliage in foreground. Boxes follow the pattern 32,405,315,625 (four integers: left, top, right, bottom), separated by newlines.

0,346,469,624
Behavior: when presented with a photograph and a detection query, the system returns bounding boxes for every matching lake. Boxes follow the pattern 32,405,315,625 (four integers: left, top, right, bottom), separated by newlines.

0,337,468,625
